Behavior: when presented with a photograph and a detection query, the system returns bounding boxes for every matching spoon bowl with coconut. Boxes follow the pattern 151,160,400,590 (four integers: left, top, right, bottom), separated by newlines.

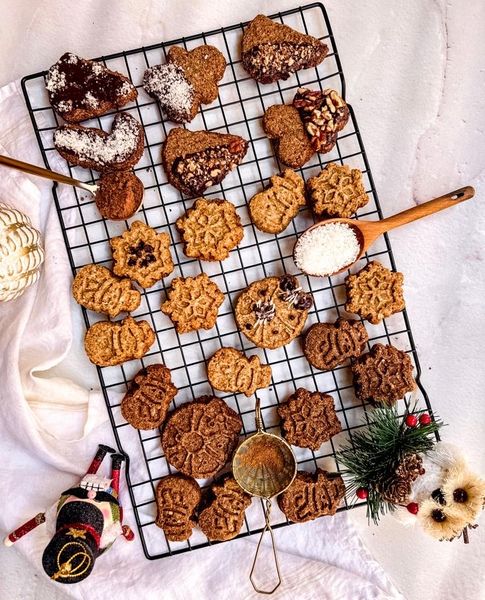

293,186,475,277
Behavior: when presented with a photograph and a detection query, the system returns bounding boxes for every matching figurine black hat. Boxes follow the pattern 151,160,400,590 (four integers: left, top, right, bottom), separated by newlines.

42,528,98,583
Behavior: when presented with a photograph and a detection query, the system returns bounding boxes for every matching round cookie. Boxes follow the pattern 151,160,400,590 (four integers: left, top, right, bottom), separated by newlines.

95,171,144,220
161,396,243,479
235,274,313,349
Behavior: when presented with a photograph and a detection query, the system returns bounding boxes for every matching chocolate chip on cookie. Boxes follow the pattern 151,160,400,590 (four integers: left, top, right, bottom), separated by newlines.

235,275,312,349
110,221,174,288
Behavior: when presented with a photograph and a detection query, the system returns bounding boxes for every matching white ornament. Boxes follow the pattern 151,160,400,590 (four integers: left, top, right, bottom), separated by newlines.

0,203,44,302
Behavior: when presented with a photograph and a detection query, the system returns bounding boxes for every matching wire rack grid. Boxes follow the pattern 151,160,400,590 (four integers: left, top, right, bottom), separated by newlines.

21,2,433,560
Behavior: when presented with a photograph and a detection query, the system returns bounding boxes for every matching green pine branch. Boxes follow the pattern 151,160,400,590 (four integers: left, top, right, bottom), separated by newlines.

336,405,444,524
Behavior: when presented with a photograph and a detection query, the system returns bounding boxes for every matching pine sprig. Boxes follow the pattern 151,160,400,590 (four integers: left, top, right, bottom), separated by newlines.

336,405,444,524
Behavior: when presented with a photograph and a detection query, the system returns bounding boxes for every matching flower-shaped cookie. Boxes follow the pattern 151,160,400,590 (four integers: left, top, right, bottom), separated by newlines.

176,198,243,261
110,221,174,288
345,261,405,324
277,388,341,451
161,273,224,333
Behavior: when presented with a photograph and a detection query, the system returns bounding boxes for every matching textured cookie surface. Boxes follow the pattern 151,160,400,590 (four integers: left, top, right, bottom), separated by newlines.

72,264,141,318
95,171,144,220
277,388,341,451
155,474,201,541
84,316,155,366
110,221,174,288
263,104,315,168
235,274,312,349
249,169,306,234
176,198,243,261
54,113,144,172
161,396,243,478
293,88,349,154
307,163,368,218
46,52,137,123
304,318,368,371
278,469,346,522
345,261,405,324
207,347,272,397
121,364,177,430
161,273,224,333
198,476,252,541
352,343,416,405
162,128,248,196
241,15,328,84
143,45,226,123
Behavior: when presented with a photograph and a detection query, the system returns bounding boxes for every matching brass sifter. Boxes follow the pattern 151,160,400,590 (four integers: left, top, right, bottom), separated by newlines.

232,397,297,594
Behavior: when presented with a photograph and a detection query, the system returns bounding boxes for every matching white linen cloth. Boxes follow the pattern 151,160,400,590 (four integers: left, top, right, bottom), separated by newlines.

0,68,403,600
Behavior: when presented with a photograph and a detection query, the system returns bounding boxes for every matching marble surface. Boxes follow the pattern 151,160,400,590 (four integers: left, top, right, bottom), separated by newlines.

0,1,484,599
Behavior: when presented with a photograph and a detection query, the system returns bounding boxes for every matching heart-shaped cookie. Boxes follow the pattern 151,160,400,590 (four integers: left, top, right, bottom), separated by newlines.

53,112,144,172
143,45,226,123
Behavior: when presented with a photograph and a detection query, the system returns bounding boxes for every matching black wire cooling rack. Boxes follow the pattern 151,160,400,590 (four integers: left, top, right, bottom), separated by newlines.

21,2,434,560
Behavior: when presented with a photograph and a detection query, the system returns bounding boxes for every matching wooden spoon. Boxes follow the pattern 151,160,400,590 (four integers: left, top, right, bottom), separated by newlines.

293,186,475,277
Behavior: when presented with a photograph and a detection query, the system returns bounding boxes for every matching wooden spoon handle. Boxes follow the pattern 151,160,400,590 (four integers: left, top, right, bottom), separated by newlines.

0,155,97,194
378,186,475,233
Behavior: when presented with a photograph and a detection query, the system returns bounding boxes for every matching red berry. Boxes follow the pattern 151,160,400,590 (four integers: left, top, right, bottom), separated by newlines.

356,487,368,500
405,414,418,428
406,502,419,515
419,413,432,426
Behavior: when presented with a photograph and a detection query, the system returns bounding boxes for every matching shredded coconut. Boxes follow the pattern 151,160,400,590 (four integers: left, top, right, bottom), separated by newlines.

294,222,361,276
54,114,141,167
143,63,194,116
45,66,66,92
84,91,99,108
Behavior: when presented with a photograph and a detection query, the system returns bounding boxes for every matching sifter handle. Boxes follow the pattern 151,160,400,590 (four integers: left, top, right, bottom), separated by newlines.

249,499,282,595
255,396,264,433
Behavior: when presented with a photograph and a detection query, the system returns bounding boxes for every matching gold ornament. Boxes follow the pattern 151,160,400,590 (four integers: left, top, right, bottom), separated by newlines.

0,203,44,302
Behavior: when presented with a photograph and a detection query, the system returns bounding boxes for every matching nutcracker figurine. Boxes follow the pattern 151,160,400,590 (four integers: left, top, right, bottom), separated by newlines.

4,444,134,583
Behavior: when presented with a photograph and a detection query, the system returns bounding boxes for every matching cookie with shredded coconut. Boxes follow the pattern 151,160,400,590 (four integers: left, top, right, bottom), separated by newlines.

235,274,312,349
143,45,226,123
53,112,144,172
46,53,137,123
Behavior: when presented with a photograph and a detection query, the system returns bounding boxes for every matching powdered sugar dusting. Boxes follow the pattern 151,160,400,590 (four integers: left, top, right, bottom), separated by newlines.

294,222,361,276
143,63,194,120
54,113,141,167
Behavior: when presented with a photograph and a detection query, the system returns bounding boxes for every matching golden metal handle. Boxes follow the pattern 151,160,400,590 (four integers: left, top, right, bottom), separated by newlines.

255,396,264,433
0,154,98,194
249,499,282,595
